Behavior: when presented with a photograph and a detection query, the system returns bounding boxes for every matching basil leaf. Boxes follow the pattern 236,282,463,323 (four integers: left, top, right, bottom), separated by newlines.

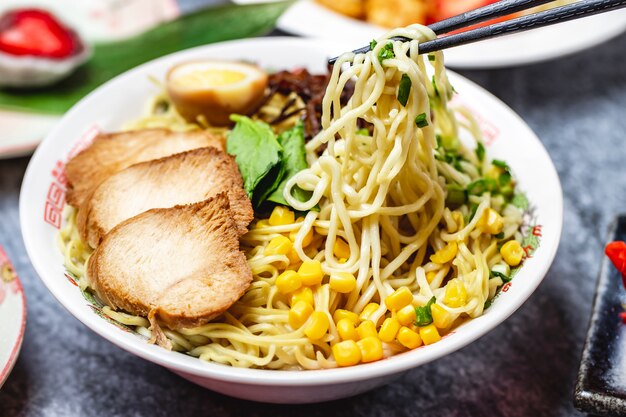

397,74,412,106
415,296,436,327
267,122,311,206
227,114,282,200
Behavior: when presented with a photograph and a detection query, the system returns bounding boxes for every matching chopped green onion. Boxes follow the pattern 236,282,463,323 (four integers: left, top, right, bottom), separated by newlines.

467,178,497,195
499,171,512,187
415,113,429,128
428,54,436,62
378,43,395,62
475,142,485,162
431,76,440,98
435,134,442,149
397,74,412,106
370,39,377,50
492,159,509,170
495,232,505,239
356,128,369,136
491,264,511,282
415,296,436,326
491,270,511,283
468,203,479,222
446,184,467,206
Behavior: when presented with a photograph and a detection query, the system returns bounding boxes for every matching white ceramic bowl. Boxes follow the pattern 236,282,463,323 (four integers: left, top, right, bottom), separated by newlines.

20,37,562,404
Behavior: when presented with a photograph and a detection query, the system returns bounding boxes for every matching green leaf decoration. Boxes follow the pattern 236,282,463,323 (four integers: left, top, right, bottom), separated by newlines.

0,2,293,114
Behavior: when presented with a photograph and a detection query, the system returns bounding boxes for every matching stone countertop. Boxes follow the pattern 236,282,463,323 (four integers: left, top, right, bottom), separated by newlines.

1,31,625,417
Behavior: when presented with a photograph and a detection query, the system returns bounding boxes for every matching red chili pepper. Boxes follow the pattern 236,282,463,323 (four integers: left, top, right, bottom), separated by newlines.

606,241,626,288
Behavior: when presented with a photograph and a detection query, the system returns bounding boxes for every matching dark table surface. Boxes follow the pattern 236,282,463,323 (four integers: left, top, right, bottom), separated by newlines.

1,28,626,417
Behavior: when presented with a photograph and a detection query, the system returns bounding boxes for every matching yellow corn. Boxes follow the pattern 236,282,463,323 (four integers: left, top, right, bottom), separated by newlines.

255,219,269,229
431,303,454,329
333,238,351,259
289,300,314,329
336,318,359,341
286,249,301,265
397,304,417,326
385,287,413,311
264,235,293,256
359,303,380,322
339,258,348,264
478,208,504,235
305,311,330,340
357,320,378,339
357,336,384,363
443,278,467,308
298,260,324,286
397,326,422,349
333,309,359,324
276,270,302,294
378,317,401,343
430,241,458,264
291,287,314,307
329,272,356,293
419,324,441,345
426,271,437,284
501,240,524,266
268,206,295,226
332,340,361,367
289,222,314,248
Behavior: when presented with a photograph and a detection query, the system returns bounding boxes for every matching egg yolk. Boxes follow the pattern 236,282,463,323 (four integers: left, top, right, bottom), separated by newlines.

173,69,247,89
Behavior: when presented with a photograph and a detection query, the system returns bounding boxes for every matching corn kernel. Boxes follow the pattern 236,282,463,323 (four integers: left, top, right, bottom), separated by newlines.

290,224,314,248
478,208,504,235
337,318,359,341
501,240,524,267
333,309,359,324
385,287,413,311
357,336,384,363
276,270,302,294
426,271,437,284
359,303,380,322
357,320,378,339
305,311,330,340
255,219,269,228
269,206,295,226
289,300,313,329
298,260,324,286
430,241,458,264
443,278,467,308
286,249,301,265
264,235,293,257
329,272,356,293
291,287,314,307
419,324,441,345
397,326,422,349
332,340,361,367
378,317,401,342
431,304,454,329
397,304,417,326
333,238,351,259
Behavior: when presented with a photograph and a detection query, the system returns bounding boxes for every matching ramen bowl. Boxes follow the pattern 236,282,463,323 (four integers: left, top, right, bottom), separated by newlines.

20,37,562,404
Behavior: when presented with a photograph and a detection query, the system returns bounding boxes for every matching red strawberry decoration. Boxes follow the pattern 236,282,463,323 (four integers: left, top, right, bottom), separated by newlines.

606,241,626,288
0,9,82,59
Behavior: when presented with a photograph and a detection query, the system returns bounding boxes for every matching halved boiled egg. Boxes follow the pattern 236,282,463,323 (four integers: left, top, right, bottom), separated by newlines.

166,60,268,126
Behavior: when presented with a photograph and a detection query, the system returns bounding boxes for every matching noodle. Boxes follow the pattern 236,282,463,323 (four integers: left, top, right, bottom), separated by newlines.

59,25,525,370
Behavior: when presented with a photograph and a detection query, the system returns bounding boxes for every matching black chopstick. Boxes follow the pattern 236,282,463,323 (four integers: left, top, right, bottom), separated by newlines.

328,0,626,64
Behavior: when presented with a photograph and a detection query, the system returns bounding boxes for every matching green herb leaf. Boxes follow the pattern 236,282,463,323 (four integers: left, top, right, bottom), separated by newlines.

467,178,498,196
415,113,429,128
397,74,412,106
378,42,395,62
492,159,509,170
490,270,511,283
227,115,282,200
267,122,312,206
475,142,485,162
415,296,436,327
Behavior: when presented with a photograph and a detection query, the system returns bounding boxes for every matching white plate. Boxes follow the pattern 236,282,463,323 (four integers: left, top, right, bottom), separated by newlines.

278,0,626,68
0,245,26,389
20,37,562,403
0,110,59,159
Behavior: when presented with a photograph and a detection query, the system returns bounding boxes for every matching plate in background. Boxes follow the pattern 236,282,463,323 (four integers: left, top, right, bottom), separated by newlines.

0,245,26,389
277,0,626,69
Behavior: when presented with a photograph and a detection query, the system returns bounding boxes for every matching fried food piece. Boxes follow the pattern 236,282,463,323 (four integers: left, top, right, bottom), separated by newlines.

87,193,253,332
65,129,224,207
365,0,431,28
316,0,365,18
77,147,252,248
